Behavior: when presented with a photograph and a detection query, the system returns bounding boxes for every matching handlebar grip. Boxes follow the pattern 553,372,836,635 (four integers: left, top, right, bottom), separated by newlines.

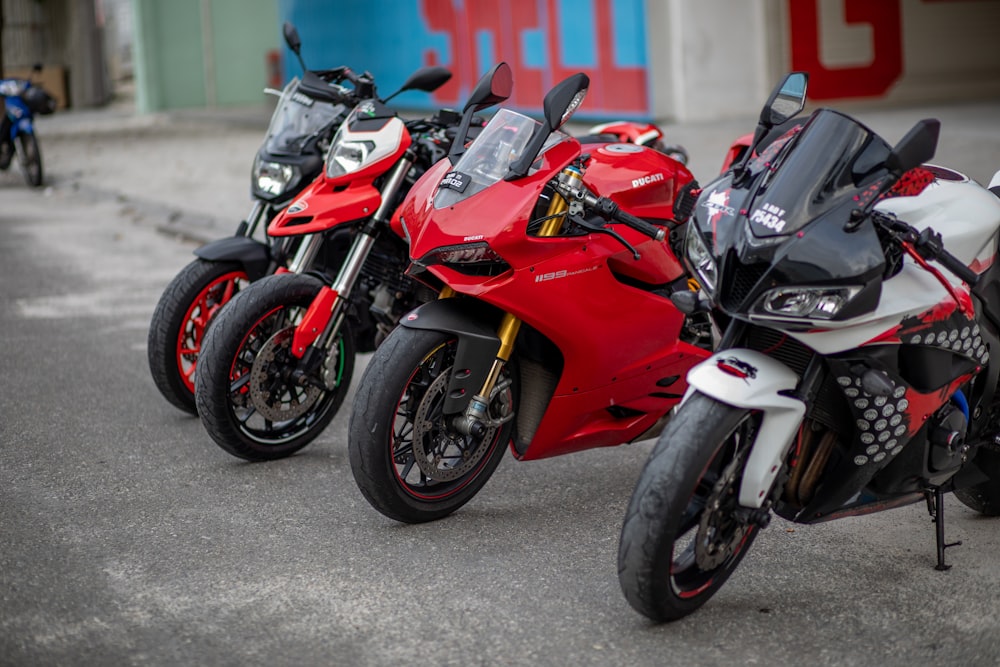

593,197,665,241
617,209,666,242
936,251,980,287
916,226,980,286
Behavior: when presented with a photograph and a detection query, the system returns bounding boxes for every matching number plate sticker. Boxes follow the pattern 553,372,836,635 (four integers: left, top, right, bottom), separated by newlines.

439,171,470,192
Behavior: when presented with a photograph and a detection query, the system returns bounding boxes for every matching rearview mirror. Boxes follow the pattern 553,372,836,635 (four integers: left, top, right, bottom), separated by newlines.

761,72,808,127
382,66,453,102
507,72,589,179
283,22,302,54
463,62,514,113
398,66,452,94
733,72,809,179
886,119,939,174
448,63,514,164
542,72,589,132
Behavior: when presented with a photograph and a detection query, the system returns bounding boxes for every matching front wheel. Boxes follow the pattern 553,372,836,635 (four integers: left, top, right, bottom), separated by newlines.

618,392,763,621
348,326,515,523
18,133,42,187
195,273,355,460
147,259,250,414
955,448,1000,516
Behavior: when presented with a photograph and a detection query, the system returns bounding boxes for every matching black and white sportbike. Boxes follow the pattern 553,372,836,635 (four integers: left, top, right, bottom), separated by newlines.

617,72,1000,621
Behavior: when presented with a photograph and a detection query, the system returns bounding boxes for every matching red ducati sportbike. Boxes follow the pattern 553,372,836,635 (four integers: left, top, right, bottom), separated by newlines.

347,68,713,523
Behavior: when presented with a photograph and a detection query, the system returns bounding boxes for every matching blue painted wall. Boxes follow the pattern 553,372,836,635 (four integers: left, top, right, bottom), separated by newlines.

277,0,650,119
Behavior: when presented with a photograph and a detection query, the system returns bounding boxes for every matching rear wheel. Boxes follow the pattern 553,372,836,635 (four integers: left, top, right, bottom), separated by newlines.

17,133,42,187
147,259,249,414
348,326,514,523
195,273,355,460
618,392,763,621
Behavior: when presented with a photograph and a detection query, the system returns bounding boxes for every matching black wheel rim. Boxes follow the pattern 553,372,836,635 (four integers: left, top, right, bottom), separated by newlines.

225,304,346,446
669,414,759,599
389,339,506,501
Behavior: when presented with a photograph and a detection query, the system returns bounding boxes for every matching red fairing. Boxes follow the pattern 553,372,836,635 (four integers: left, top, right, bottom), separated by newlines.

400,135,708,461
721,133,753,174
268,123,412,238
589,120,662,145
269,175,382,237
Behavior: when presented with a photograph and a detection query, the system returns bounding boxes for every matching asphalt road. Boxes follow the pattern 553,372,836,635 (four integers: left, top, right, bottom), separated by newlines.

3,112,1000,666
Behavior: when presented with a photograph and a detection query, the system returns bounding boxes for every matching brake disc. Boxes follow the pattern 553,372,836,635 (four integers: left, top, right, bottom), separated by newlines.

411,368,497,482
696,454,751,570
248,326,321,422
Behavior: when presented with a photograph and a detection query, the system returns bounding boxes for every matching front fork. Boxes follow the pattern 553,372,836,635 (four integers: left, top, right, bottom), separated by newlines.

287,153,416,384
452,165,584,439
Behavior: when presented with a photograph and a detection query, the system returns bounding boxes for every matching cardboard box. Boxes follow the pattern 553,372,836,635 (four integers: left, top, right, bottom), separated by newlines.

4,65,68,109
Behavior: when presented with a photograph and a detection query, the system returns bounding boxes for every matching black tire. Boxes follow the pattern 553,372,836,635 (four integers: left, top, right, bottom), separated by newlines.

955,448,1000,515
147,259,250,415
618,392,763,621
195,273,355,461
18,133,42,187
348,326,514,523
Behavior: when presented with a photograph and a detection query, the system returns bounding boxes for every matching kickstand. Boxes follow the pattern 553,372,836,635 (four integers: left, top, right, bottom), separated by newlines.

924,486,962,571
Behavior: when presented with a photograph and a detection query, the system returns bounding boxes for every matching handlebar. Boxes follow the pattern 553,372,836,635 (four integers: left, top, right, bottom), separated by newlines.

299,67,374,105
874,213,979,286
591,197,666,242
915,227,980,286
550,176,667,242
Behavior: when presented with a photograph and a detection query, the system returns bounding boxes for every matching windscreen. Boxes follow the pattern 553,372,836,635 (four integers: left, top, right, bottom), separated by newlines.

434,108,563,209
263,77,346,156
744,109,893,238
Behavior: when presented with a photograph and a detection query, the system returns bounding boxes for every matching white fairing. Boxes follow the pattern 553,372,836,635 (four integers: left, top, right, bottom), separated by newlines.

772,174,1000,355
325,115,405,178
682,349,806,508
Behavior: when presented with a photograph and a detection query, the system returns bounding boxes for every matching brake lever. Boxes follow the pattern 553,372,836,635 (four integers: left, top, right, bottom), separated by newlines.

567,214,639,260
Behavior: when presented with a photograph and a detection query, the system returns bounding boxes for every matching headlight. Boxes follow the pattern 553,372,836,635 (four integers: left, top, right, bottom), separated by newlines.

253,157,300,196
416,242,511,277
326,140,376,177
756,286,862,320
685,228,717,291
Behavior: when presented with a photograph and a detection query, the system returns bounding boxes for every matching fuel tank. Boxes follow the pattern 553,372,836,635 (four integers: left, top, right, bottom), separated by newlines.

583,143,695,221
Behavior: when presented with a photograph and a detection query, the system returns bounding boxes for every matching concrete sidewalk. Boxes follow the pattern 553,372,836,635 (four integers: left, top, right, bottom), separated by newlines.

14,95,1000,246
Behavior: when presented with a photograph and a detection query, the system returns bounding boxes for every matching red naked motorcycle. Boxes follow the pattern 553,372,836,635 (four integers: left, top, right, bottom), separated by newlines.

148,22,382,414
193,63,479,461
347,67,714,523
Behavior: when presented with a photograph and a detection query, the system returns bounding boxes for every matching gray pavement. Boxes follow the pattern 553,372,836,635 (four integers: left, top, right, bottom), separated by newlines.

3,93,1000,666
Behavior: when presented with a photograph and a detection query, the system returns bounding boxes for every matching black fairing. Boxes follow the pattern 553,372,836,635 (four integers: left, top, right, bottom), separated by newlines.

692,109,894,319
193,236,271,280
348,100,396,132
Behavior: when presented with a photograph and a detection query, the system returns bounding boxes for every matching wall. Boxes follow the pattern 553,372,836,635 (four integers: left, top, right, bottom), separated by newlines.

2,0,110,108
650,0,1000,121
132,0,279,112
278,0,652,119
129,0,1000,119
787,0,1000,104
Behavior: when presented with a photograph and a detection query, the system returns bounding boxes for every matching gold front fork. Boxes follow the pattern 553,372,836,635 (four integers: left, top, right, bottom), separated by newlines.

459,167,582,437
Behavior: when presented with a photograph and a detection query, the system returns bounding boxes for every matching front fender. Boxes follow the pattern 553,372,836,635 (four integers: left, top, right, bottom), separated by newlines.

193,236,271,280
684,349,806,508
400,299,501,415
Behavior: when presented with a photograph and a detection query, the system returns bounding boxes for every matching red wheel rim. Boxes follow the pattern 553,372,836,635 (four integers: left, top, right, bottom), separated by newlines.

175,270,248,393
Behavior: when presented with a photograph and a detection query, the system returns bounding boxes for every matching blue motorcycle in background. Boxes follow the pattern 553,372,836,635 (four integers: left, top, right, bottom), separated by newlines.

0,64,56,187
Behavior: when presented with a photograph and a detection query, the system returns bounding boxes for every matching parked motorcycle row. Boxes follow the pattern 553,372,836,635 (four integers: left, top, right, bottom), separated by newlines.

149,23,1000,622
